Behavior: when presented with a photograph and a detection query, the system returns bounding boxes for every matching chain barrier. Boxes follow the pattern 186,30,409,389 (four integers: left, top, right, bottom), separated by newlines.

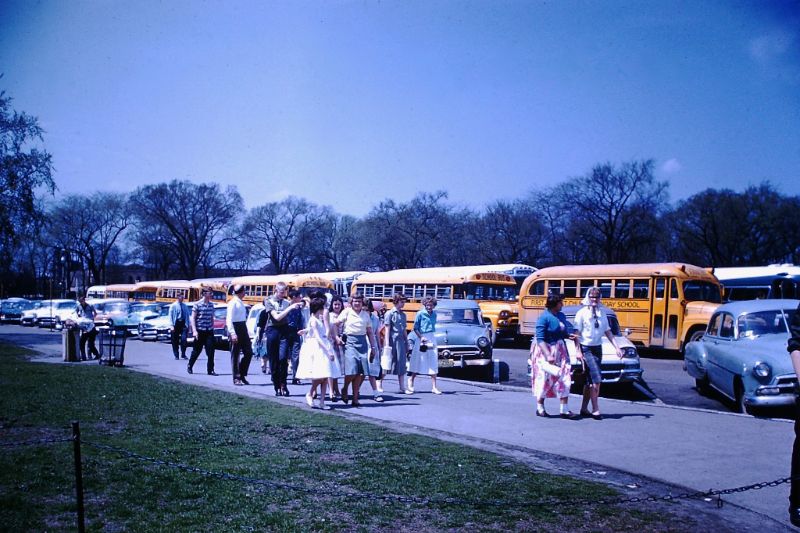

0,437,73,448
1,433,793,510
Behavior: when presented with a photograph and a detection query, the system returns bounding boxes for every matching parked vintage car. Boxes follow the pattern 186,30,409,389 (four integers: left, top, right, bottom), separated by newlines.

35,299,79,329
138,305,174,341
93,299,143,333
526,305,643,387
127,302,165,329
684,299,799,414
424,300,494,380
0,298,32,323
20,301,48,326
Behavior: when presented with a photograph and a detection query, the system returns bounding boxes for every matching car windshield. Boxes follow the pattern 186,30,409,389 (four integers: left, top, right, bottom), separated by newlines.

214,307,227,319
464,283,518,302
106,302,130,313
683,281,722,303
57,302,76,309
131,303,160,314
737,309,793,338
436,308,482,325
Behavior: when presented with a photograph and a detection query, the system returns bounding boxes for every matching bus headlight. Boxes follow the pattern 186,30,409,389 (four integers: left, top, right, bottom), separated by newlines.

753,362,771,379
477,336,490,349
499,310,510,319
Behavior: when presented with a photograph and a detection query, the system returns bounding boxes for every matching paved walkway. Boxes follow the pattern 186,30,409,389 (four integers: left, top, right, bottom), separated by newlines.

3,327,796,529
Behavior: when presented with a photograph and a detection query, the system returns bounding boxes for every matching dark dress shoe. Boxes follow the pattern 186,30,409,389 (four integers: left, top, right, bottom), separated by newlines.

281,387,290,396
560,411,578,420
275,390,282,396
536,410,548,418
292,379,301,385
187,366,193,374
208,371,218,376
181,355,188,360
241,377,250,385
791,506,800,527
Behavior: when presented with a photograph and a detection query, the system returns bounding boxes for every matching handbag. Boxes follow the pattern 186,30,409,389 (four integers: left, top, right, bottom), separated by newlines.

380,345,393,370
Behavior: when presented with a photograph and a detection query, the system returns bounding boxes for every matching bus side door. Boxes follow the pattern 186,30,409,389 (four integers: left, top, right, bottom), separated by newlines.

650,277,668,348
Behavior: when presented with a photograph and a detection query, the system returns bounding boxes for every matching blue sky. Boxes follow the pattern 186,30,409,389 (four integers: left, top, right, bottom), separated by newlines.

1,0,798,216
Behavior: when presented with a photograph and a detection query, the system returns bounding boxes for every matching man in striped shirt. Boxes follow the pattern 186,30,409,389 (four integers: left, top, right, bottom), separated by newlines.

188,288,217,376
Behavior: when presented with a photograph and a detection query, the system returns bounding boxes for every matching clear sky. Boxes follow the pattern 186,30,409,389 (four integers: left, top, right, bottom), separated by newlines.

1,0,798,216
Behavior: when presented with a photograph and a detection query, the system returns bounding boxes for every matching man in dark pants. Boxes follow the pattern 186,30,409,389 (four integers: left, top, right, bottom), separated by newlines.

187,288,217,376
169,294,190,360
285,288,305,385
788,301,800,527
77,296,100,360
227,284,252,386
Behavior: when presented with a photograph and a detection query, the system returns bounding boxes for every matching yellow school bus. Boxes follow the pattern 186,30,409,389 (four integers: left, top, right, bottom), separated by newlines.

229,274,334,306
351,266,519,342
518,263,722,352
131,281,167,302
155,280,228,304
303,271,369,298
104,283,137,301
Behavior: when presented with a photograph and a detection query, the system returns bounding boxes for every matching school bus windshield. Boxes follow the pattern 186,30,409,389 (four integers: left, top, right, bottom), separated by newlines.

683,281,722,303
464,283,518,301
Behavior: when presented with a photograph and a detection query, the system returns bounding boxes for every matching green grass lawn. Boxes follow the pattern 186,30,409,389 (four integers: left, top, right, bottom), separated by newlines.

0,341,696,532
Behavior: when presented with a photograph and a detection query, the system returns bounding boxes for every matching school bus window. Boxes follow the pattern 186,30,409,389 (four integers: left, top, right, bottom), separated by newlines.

670,279,679,300
530,280,546,296
563,279,578,298
598,280,613,298
683,281,722,303
465,283,514,301
655,279,665,299
653,315,663,338
633,279,649,299
616,279,631,299
437,286,452,299
668,315,678,339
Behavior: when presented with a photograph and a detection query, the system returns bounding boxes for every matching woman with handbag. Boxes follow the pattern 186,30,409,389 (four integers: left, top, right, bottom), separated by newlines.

407,295,441,395
380,293,410,393
573,287,622,420
531,292,577,418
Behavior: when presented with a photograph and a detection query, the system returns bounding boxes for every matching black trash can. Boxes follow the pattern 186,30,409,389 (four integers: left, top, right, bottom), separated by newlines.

62,326,80,362
99,327,127,367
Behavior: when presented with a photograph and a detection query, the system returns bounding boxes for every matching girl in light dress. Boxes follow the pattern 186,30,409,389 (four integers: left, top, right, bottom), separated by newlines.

327,296,345,401
297,297,341,410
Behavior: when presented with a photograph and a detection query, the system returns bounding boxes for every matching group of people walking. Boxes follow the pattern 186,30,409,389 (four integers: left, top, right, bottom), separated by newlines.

175,282,444,409
530,286,621,420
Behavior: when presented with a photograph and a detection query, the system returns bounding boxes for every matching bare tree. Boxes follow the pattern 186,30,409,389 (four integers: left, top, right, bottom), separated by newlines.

47,192,131,285
242,197,332,274
361,191,451,269
546,160,667,264
129,180,243,279
671,183,800,266
470,199,547,266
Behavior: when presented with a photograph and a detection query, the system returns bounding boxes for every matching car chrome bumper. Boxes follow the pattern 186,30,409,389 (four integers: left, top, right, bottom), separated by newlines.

745,393,797,408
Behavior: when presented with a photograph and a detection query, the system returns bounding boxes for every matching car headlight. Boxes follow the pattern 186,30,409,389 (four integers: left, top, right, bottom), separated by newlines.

477,336,490,349
622,347,639,359
753,362,771,379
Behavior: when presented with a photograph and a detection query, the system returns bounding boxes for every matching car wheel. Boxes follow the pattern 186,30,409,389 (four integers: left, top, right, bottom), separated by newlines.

694,376,710,396
733,379,748,414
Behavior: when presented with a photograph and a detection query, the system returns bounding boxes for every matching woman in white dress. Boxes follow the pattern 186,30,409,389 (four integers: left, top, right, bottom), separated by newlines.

407,295,442,395
297,297,341,410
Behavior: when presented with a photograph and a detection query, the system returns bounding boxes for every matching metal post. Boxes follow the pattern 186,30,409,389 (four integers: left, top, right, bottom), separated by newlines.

72,421,86,533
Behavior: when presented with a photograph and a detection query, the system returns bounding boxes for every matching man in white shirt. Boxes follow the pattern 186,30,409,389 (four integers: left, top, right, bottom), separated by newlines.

227,284,252,385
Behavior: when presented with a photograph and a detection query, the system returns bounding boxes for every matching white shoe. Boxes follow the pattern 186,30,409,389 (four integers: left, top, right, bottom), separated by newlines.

404,388,414,395
431,387,442,395
305,393,314,407
407,383,414,393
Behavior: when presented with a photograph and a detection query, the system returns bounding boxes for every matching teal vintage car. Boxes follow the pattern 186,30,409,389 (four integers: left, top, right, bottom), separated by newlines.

684,299,798,414
428,300,493,380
